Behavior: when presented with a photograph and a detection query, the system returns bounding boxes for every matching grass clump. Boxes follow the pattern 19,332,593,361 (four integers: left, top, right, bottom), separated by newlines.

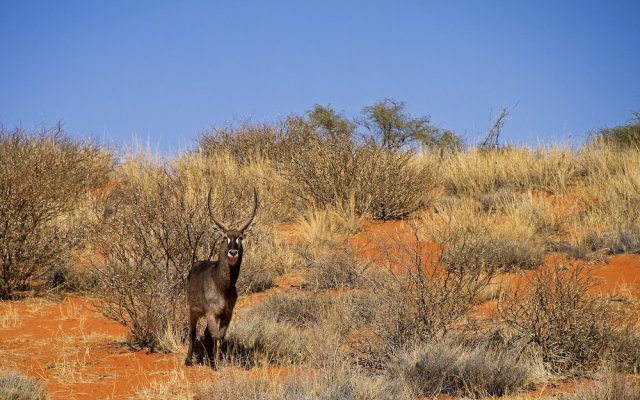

281,365,410,400
388,340,536,398
225,301,310,367
292,209,368,289
194,371,277,400
0,370,48,400
194,365,409,400
302,243,367,290
560,371,640,400
250,293,329,328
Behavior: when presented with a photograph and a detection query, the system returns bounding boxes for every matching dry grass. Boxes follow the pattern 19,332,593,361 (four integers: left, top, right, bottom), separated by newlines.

439,146,581,197
134,361,195,400
427,195,546,271
388,340,538,398
576,145,640,255
193,370,278,400
250,293,330,328
0,370,48,400
560,371,640,400
0,304,20,329
194,365,410,400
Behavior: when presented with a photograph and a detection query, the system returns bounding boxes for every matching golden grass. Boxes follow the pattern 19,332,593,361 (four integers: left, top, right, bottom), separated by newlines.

439,146,581,197
134,360,195,400
0,304,20,329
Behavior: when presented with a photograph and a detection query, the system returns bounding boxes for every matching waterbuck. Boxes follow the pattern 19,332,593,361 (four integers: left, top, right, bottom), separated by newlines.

184,188,258,367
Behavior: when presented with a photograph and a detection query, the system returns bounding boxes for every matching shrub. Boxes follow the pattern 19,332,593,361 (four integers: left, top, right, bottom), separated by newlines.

285,135,434,220
590,112,640,149
388,340,535,398
93,157,203,352
0,370,47,400
43,264,98,294
498,264,640,372
368,226,494,355
94,148,287,352
197,121,291,164
0,126,112,299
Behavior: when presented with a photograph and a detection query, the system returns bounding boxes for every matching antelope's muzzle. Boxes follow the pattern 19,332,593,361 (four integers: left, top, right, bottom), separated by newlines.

227,249,239,259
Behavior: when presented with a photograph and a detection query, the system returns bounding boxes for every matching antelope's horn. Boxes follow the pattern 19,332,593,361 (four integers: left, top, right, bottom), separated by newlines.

207,188,229,232
239,187,259,233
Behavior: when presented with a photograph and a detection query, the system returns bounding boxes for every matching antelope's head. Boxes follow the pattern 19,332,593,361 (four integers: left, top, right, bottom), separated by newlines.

207,188,258,266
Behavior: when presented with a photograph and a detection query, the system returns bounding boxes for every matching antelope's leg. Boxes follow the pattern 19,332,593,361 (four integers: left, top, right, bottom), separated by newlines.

184,312,199,366
204,324,214,363
216,313,233,365
206,313,222,368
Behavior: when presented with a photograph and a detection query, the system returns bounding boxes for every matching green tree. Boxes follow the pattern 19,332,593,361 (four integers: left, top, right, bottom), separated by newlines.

434,129,463,156
592,111,640,148
307,104,356,139
360,98,439,149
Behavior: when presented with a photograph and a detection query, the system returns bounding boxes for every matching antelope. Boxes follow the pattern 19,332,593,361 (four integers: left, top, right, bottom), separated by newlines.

184,188,258,367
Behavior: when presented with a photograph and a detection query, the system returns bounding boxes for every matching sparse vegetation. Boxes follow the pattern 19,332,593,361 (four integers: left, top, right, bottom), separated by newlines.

0,370,48,400
3,109,640,398
560,370,640,400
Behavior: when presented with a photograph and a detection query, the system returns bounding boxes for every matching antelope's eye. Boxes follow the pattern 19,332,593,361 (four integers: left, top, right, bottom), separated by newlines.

226,237,231,244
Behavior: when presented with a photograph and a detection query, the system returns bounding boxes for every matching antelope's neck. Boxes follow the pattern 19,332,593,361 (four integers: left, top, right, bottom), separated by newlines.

215,258,241,290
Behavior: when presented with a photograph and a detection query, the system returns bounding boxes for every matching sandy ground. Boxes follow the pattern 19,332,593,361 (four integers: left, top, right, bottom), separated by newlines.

1,220,639,399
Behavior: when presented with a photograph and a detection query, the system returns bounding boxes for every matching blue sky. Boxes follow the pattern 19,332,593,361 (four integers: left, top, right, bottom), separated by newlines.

1,1,639,154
